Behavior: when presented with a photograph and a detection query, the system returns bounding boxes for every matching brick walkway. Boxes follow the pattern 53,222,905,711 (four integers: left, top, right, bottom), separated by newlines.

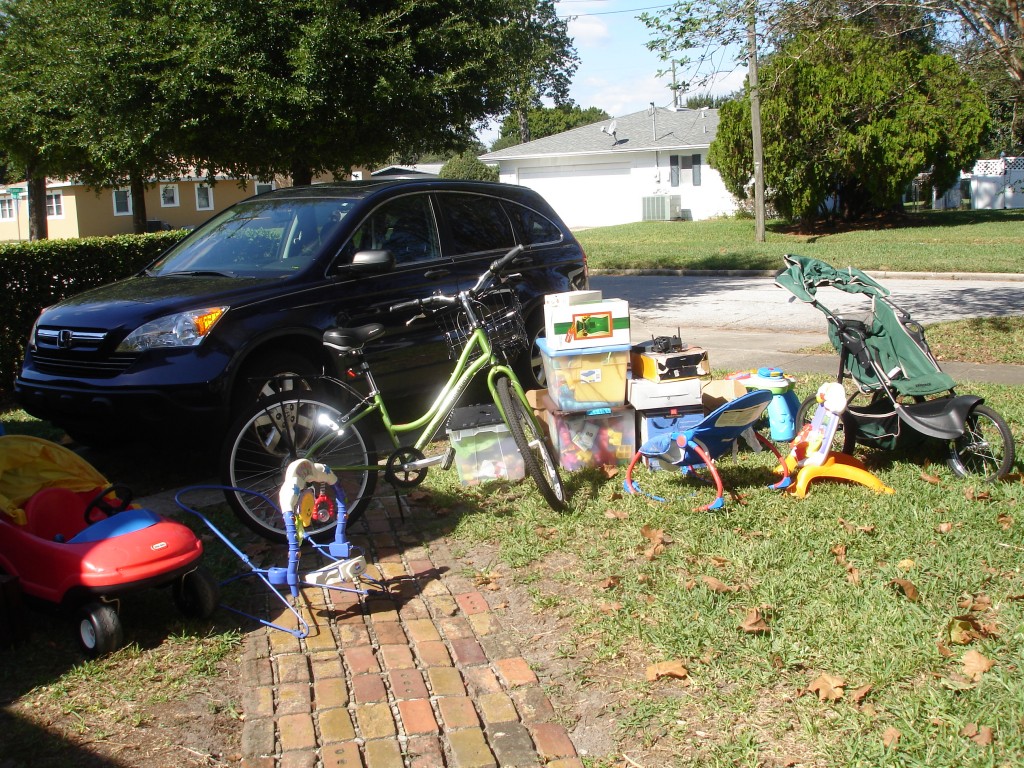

237,494,581,768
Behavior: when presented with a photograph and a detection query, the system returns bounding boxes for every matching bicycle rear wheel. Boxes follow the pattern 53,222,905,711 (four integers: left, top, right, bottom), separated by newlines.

220,391,377,542
947,403,1015,481
495,375,567,511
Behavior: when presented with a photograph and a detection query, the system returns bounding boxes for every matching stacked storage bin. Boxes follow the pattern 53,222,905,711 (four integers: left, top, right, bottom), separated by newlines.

538,292,636,471
446,404,526,485
628,337,709,470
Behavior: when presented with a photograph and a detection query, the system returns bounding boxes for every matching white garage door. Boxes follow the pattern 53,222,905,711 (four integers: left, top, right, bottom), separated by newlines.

518,164,632,229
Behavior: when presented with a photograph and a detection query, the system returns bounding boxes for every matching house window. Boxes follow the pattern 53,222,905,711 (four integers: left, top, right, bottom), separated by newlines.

196,184,214,211
255,181,274,196
160,184,180,207
113,188,132,216
46,191,64,218
670,155,701,187
0,197,13,220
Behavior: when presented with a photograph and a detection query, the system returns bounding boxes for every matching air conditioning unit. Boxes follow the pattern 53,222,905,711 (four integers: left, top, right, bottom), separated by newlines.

641,195,682,221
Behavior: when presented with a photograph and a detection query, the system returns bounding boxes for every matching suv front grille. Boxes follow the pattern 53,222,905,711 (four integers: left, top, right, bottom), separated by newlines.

32,328,137,378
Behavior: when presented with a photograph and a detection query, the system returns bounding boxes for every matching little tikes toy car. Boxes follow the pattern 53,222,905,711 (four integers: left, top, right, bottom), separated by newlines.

0,435,218,655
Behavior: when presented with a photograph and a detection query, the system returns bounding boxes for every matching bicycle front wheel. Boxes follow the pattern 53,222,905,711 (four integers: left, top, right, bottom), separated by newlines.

947,403,1015,481
220,391,378,542
495,375,568,512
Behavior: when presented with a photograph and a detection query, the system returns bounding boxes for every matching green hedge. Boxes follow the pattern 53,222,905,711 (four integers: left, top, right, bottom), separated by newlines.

1,231,189,405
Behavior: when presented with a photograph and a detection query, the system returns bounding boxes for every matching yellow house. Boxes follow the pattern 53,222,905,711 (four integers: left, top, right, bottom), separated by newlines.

0,176,276,242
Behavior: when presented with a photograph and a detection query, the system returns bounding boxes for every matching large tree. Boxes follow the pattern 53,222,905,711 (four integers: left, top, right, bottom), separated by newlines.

0,0,578,234
709,25,989,222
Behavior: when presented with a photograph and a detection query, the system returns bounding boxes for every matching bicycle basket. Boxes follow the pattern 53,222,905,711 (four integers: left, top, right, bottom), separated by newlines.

440,289,528,364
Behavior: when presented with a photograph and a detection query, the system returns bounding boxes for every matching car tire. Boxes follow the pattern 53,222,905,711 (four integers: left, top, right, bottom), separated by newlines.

233,350,320,409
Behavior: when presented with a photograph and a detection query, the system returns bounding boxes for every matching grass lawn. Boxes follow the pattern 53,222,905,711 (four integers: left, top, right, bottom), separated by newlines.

576,209,1024,274
421,372,1024,767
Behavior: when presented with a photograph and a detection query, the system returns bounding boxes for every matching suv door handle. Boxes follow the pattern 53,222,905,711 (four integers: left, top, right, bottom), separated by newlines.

423,269,450,279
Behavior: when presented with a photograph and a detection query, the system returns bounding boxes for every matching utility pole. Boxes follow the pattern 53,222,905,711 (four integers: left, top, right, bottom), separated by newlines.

748,11,766,244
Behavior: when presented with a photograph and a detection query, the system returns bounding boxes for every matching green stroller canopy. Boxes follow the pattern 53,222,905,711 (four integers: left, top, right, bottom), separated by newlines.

776,254,889,303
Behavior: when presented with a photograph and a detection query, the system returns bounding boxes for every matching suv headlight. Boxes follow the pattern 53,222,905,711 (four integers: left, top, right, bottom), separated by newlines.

116,307,228,352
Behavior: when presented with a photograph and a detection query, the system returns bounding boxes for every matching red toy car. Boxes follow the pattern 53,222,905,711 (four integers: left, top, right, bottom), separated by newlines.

0,435,218,655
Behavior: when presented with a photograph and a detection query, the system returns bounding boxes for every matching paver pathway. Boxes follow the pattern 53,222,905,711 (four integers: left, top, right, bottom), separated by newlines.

237,493,580,768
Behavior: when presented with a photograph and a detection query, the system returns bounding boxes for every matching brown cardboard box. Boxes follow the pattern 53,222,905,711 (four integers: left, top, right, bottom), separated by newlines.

700,379,747,414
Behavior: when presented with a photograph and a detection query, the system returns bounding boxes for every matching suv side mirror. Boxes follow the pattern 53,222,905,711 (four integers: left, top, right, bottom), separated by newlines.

349,249,395,273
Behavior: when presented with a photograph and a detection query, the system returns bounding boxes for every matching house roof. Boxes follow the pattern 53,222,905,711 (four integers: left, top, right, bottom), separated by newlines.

482,107,719,161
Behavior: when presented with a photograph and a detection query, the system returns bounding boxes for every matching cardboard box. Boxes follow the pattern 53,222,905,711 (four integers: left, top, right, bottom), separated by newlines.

537,338,630,411
545,406,637,471
447,405,526,486
701,379,747,413
544,297,631,351
627,376,702,411
631,343,710,382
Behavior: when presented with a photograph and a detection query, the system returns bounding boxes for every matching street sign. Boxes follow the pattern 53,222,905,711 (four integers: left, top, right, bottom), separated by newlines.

8,187,24,199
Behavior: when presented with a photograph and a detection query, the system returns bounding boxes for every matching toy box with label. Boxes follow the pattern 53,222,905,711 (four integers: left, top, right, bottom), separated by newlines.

631,337,710,382
626,376,703,411
537,337,630,411
544,406,636,471
543,291,631,352
446,405,526,486
636,406,704,471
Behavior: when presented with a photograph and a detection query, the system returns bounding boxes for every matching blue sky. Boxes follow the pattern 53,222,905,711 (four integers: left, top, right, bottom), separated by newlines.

478,1,747,144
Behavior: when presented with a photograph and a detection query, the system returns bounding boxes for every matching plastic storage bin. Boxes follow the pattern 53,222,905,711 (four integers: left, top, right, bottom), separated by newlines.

447,405,526,486
537,338,630,411
544,406,636,471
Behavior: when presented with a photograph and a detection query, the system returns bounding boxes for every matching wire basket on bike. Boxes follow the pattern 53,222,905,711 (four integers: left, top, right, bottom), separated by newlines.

440,288,528,364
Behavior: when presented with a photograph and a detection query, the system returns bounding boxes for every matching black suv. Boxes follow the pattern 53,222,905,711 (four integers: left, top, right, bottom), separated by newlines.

16,179,588,445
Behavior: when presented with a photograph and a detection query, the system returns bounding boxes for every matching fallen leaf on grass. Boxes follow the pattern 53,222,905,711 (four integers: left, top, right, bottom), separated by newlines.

935,522,954,534
882,727,902,747
702,575,742,593
937,641,955,658
600,464,619,479
997,513,1014,530
534,526,558,539
807,674,846,701
957,594,992,612
839,518,875,534
889,578,920,602
645,659,689,682
962,649,994,681
961,723,994,746
640,526,672,561
739,608,770,634
709,555,731,568
965,487,992,502
850,684,872,703
920,470,942,485
897,558,916,571
604,509,629,520
598,576,620,591
597,601,622,614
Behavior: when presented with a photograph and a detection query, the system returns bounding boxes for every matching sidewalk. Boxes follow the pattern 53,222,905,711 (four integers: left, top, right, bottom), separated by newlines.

226,492,581,768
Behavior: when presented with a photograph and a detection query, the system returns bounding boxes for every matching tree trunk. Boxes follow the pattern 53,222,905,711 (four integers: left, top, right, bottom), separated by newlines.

291,165,313,187
131,174,148,234
26,169,48,241
517,108,531,145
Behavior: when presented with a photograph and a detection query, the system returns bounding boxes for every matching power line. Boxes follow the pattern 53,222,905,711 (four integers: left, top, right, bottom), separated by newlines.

558,4,673,18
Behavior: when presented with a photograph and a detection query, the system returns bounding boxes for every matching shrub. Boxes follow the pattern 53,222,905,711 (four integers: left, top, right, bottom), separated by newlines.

439,152,499,182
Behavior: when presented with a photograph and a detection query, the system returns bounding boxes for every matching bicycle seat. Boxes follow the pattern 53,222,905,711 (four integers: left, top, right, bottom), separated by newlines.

323,324,386,353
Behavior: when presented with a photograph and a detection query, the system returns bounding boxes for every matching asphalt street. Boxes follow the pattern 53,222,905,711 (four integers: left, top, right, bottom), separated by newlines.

590,272,1024,384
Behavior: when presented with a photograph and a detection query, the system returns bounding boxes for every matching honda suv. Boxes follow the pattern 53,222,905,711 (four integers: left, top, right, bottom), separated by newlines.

16,178,588,445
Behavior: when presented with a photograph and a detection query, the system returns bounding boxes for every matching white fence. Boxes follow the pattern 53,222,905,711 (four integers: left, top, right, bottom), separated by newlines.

970,156,1024,210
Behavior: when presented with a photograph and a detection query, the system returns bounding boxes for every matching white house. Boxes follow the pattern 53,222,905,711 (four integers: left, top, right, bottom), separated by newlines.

481,107,737,229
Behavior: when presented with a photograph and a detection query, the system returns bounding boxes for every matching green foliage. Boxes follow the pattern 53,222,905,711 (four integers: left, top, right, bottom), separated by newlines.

0,231,187,402
709,27,990,222
494,104,610,149
438,152,499,182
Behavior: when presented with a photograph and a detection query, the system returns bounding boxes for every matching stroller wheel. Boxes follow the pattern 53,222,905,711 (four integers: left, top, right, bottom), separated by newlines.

948,404,1015,481
77,602,123,657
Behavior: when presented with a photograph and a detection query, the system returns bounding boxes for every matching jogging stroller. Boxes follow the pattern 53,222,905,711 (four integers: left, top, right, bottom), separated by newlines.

775,254,1015,481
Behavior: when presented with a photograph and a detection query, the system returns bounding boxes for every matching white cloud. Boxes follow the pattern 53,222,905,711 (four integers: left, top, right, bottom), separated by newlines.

567,16,610,48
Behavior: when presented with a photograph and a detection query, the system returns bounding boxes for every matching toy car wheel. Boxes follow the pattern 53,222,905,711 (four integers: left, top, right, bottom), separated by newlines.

77,602,123,657
172,566,220,619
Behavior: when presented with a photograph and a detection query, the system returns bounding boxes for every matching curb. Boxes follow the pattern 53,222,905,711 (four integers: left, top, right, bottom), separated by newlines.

237,493,580,768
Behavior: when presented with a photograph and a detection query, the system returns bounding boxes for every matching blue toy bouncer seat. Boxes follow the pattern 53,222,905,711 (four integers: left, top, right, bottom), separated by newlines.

624,389,790,510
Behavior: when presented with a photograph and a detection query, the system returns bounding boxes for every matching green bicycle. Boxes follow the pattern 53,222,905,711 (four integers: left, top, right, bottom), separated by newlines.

220,245,568,541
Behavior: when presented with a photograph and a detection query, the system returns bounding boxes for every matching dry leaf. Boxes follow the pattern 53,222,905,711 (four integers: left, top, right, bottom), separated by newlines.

997,513,1014,530
965,487,992,502
807,673,846,702
831,543,848,561
645,659,689,682
936,641,954,658
889,578,920,602
709,555,731,568
850,684,873,704
739,608,770,634
957,594,992,612
961,723,994,746
882,727,902,747
897,558,916,571
920,470,941,485
597,601,622,614
598,576,620,591
702,575,741,593
604,509,629,520
643,543,666,561
846,566,861,585
962,649,994,681
600,464,618,479
935,522,954,534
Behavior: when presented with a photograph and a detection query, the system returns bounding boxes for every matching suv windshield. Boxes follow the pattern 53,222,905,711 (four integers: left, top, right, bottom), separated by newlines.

148,198,356,277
